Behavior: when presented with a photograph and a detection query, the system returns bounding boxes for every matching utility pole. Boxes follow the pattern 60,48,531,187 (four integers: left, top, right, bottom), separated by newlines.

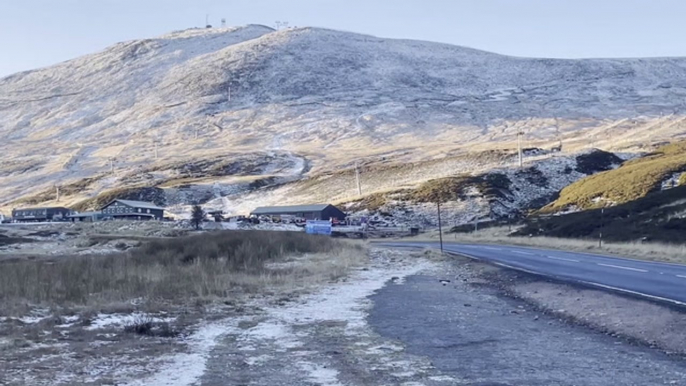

599,207,604,248
355,162,362,196
154,141,159,160
55,185,60,203
517,131,524,168
108,158,114,173
437,201,444,254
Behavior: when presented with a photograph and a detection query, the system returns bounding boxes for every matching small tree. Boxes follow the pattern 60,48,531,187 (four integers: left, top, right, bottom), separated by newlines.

191,205,204,230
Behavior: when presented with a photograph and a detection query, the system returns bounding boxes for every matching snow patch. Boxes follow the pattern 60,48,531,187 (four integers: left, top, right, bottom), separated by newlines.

86,313,176,331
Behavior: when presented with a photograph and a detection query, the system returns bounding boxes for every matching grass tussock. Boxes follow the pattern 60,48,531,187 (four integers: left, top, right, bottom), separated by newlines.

0,231,365,312
546,141,686,212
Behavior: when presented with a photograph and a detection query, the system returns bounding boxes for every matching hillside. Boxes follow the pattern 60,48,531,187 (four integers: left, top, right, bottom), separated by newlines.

3,25,686,215
544,141,686,212
518,184,686,243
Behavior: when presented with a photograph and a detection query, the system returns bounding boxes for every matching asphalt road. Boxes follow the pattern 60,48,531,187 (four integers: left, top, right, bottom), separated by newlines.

381,242,686,305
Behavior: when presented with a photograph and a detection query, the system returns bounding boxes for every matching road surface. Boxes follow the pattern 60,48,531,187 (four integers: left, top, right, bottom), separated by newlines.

381,242,686,305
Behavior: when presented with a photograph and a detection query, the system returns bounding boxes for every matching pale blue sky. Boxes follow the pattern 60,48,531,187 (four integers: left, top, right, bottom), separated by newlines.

2,0,685,76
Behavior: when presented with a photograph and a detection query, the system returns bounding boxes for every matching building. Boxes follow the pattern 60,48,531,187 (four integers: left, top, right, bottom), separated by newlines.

250,204,346,221
101,199,164,220
12,207,71,222
67,211,104,223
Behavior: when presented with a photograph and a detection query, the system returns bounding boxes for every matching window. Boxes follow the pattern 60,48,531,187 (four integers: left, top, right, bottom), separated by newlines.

146,209,150,214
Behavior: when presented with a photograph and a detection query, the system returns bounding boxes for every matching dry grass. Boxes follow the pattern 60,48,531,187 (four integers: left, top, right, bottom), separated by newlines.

412,226,686,264
0,231,366,315
546,141,686,212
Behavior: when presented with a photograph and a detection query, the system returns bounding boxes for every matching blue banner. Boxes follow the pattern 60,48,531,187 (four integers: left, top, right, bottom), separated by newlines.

305,220,332,235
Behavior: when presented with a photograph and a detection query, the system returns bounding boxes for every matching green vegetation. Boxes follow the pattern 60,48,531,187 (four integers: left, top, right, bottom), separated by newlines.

72,186,165,212
518,185,686,242
410,173,511,203
545,141,686,212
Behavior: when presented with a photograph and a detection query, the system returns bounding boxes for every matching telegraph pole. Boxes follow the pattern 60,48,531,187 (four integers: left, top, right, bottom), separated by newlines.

437,201,444,253
108,158,114,173
355,162,362,196
599,207,604,248
55,185,60,203
517,131,524,168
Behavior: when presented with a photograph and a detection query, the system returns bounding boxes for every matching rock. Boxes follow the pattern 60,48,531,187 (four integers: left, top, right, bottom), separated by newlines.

464,303,472,307
534,315,539,321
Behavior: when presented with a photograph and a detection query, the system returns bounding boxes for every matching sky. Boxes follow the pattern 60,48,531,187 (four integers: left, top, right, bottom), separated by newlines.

2,0,686,77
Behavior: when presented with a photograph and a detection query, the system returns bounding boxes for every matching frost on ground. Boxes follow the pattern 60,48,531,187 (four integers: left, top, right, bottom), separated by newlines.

125,249,443,386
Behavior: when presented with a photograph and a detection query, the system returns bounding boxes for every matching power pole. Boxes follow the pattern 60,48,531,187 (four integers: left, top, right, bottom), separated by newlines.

109,158,114,173
437,201,444,254
517,131,524,168
355,162,362,196
55,186,60,203
154,141,159,160
599,207,604,248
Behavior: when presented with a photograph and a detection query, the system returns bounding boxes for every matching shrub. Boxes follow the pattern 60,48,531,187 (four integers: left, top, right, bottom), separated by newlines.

575,150,623,175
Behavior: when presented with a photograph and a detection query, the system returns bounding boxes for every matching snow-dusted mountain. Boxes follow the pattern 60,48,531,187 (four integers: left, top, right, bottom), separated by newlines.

2,25,686,214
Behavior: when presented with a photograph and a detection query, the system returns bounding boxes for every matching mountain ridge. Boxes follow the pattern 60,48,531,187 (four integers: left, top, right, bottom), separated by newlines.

2,25,686,216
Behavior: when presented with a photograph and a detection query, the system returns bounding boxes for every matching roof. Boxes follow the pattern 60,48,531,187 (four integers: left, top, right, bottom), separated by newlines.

13,207,70,212
102,199,164,211
251,204,334,215
67,211,102,218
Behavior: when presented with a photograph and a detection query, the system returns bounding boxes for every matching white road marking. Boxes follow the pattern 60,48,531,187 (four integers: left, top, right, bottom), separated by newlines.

578,280,686,307
482,247,502,251
545,255,580,263
676,275,686,279
597,263,647,273
513,250,534,255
